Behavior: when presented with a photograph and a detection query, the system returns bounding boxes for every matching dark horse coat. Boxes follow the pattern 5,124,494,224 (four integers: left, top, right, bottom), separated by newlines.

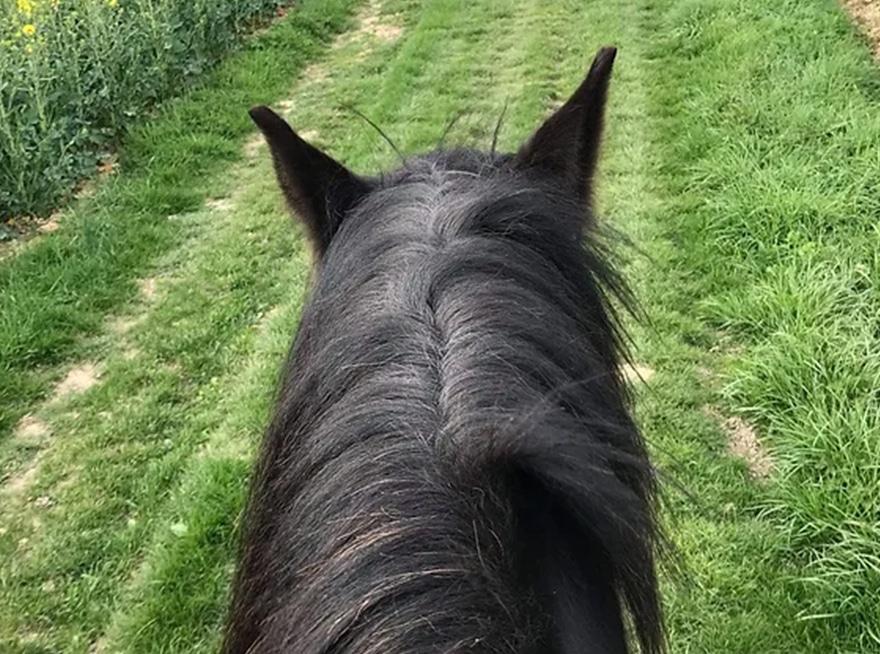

223,47,665,654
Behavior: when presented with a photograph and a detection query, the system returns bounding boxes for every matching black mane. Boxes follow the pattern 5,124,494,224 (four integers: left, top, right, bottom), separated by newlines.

224,47,664,654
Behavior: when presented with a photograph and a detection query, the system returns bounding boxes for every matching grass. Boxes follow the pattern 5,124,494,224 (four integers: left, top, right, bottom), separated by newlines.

0,0,361,440
0,0,878,652
643,0,880,649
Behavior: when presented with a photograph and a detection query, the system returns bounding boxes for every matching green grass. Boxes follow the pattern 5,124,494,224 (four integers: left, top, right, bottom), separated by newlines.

642,0,880,649
1,0,878,652
0,0,361,440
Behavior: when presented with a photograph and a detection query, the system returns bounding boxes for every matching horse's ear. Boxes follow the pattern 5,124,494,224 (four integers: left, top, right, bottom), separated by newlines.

249,106,373,259
513,46,616,206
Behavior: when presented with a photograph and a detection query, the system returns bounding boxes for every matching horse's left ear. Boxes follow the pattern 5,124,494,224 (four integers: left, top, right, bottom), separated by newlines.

249,105,373,260
513,46,616,206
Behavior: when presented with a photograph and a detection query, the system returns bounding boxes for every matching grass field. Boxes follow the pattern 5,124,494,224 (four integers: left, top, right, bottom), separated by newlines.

1,0,879,652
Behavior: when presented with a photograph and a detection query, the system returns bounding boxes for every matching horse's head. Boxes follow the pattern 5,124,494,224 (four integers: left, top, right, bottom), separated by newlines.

229,46,666,654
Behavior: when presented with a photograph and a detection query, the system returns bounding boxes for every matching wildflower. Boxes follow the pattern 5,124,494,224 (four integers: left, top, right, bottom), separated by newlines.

22,24,36,37
107,0,118,7
17,0,33,17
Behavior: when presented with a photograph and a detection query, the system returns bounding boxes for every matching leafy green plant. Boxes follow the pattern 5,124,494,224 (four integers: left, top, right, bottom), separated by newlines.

0,0,283,222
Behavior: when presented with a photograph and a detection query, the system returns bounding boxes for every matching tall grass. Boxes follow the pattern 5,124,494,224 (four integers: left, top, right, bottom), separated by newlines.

0,0,282,224
645,0,880,649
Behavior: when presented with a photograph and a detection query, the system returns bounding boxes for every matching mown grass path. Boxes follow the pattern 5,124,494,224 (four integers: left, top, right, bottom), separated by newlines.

2,0,878,652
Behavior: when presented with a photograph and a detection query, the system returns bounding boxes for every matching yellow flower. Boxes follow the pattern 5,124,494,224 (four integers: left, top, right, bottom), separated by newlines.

21,23,37,37
107,0,118,7
17,0,33,17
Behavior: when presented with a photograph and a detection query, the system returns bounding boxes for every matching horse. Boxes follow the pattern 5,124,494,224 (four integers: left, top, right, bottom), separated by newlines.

223,46,664,654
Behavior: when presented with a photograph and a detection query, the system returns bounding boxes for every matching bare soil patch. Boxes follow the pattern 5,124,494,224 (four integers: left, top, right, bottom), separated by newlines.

243,135,265,158
622,362,655,384
108,314,144,335
300,63,330,85
205,197,235,212
336,0,403,48
121,347,140,360
4,464,41,495
37,213,62,234
360,12,403,43
15,415,51,442
842,0,880,57
138,277,158,302
703,406,773,479
53,363,100,400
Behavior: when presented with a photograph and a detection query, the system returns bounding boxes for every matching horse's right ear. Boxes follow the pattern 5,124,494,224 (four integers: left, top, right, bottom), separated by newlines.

512,47,616,209
249,106,373,260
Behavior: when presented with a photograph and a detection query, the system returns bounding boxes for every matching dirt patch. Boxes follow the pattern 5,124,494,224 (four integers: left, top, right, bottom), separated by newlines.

359,12,403,42
274,98,298,115
348,0,404,44
4,463,41,495
723,416,772,479
0,211,63,260
300,63,330,86
53,362,100,400
97,153,118,176
622,363,654,384
89,635,110,654
15,415,51,441
703,406,772,480
37,212,62,234
108,314,144,335
327,0,404,63
205,197,234,212
72,152,118,201
121,347,140,360
696,365,714,380
138,277,158,302
243,134,265,158
842,0,880,57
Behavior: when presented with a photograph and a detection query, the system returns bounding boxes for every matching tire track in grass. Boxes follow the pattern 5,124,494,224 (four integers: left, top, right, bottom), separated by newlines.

85,5,413,653
94,1,555,650
0,176,308,652
1,3,371,652
2,0,399,646
591,2,813,650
